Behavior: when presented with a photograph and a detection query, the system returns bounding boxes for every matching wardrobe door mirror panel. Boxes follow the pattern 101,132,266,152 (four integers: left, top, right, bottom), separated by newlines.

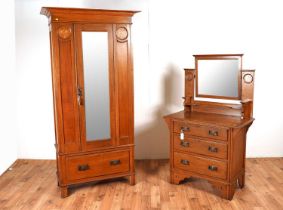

76,24,115,149
195,55,242,100
82,32,111,141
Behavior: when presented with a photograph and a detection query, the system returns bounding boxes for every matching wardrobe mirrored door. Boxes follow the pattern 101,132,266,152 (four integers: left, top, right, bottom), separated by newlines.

75,24,116,150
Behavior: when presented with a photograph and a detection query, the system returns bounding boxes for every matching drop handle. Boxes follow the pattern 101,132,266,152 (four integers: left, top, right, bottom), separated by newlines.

208,146,218,153
180,159,190,165
208,130,218,136
208,165,218,171
180,127,190,140
78,164,90,171
181,126,190,132
180,141,190,147
110,159,121,165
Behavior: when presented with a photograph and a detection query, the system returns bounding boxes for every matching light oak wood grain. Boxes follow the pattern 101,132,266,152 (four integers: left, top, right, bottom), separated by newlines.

41,8,138,197
165,56,255,200
0,159,283,210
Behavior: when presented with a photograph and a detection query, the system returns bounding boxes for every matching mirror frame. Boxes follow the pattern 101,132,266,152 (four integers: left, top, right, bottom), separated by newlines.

194,54,243,100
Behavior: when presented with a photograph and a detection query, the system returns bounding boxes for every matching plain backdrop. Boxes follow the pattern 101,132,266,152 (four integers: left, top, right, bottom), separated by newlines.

1,0,283,174
0,0,17,175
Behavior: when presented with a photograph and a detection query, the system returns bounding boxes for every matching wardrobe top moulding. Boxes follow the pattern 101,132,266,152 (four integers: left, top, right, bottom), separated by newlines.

40,7,140,24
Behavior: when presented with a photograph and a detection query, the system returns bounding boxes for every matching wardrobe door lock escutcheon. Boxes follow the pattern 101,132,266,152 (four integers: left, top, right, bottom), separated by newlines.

77,87,83,105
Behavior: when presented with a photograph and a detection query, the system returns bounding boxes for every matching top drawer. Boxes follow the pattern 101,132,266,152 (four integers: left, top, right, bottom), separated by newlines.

173,121,228,141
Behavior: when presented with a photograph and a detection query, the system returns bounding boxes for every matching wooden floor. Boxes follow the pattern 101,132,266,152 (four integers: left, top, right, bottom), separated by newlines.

0,159,283,210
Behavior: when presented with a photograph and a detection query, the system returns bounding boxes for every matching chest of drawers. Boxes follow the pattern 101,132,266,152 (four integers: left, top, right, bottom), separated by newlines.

164,111,254,200
164,55,255,200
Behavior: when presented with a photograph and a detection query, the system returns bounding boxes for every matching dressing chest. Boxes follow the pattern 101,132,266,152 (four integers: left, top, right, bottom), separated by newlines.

164,54,255,200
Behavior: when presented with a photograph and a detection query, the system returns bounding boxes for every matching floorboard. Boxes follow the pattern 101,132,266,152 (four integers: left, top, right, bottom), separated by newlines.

0,158,282,210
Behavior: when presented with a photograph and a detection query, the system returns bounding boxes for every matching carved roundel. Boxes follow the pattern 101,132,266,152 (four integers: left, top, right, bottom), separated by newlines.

58,26,72,39
243,73,253,84
116,27,128,41
186,72,194,81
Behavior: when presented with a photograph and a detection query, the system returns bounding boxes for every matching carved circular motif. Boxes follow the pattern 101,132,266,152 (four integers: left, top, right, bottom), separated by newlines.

243,73,253,84
116,27,128,40
185,72,194,81
58,26,72,39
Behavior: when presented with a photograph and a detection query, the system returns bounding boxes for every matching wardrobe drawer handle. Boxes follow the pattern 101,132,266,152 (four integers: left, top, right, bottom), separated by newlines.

180,141,190,147
208,130,218,136
78,164,90,171
208,146,218,153
180,159,190,165
110,159,121,165
208,165,218,171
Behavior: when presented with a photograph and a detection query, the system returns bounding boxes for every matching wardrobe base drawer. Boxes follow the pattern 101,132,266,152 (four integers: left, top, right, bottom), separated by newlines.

66,150,130,181
173,152,227,180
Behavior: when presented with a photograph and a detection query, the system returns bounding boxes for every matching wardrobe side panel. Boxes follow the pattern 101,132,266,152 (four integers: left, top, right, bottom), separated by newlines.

114,24,134,145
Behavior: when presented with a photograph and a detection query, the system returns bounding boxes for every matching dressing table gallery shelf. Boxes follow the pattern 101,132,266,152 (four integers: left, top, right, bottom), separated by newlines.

164,54,255,200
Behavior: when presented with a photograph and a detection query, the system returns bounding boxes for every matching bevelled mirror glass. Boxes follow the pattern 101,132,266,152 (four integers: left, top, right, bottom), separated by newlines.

82,32,111,141
195,55,242,100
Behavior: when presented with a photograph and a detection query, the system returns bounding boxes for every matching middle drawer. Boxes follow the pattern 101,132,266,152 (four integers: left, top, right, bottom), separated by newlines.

173,133,228,159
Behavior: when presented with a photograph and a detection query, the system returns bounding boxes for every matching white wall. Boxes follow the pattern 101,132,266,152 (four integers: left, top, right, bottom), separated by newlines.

0,1,17,175
15,0,283,160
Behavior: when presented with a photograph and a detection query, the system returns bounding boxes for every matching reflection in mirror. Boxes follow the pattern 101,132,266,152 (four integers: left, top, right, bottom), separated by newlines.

82,32,110,141
198,59,239,98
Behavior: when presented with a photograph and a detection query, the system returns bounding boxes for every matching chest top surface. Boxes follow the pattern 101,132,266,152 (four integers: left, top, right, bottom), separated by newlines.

165,110,254,128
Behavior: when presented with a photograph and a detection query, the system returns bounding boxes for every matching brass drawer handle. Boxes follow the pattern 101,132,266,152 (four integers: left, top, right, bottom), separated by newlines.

110,159,121,165
180,141,190,147
181,126,190,132
208,146,218,153
208,165,218,171
78,164,90,171
180,159,190,165
208,130,218,136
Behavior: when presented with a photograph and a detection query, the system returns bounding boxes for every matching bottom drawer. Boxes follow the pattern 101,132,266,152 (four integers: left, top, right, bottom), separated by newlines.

174,152,227,179
66,150,130,181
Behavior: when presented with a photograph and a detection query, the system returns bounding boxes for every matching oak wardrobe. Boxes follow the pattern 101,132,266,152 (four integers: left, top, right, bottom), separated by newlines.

41,7,138,197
